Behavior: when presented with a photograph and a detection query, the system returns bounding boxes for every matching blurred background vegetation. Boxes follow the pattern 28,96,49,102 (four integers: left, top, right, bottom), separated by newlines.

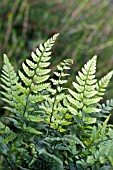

1,0,113,115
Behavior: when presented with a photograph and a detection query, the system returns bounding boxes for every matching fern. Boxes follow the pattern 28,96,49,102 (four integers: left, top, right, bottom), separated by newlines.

97,99,113,119
1,34,59,136
40,59,73,133
0,54,20,111
96,71,113,97
68,55,113,125
1,34,113,170
17,33,59,115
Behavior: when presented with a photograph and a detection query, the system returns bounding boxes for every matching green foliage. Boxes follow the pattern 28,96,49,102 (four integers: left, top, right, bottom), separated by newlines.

0,34,113,170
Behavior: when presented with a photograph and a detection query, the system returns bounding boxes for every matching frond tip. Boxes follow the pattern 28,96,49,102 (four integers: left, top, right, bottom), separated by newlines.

18,33,59,90
96,71,113,97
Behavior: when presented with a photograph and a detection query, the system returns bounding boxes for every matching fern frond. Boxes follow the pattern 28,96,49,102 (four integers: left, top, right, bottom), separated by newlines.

50,59,73,87
18,34,59,89
73,55,97,96
49,60,73,128
98,99,113,115
1,35,59,137
96,71,113,97
68,56,100,117
15,34,59,117
0,54,20,108
41,59,73,132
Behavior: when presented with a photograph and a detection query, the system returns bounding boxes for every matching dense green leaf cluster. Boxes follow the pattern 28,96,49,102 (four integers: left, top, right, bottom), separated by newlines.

0,35,113,170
